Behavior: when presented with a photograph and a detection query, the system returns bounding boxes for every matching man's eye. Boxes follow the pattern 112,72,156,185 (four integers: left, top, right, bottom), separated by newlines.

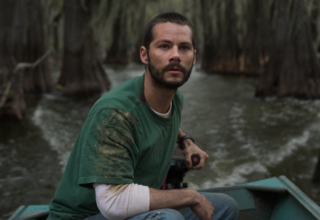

160,45,169,49
180,46,190,51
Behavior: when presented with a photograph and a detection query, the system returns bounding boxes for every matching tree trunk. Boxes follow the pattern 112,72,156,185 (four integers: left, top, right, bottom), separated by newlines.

188,0,203,58
53,11,62,52
0,61,25,120
0,65,26,121
11,0,54,93
200,0,220,72
104,1,129,64
200,0,241,74
200,0,269,76
240,0,270,75
311,0,320,55
0,0,54,120
0,51,52,120
256,0,320,99
0,0,23,120
59,0,110,96
312,152,320,184
132,1,146,64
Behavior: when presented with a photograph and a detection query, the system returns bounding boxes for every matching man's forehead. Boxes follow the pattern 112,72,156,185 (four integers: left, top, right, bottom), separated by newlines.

152,22,193,43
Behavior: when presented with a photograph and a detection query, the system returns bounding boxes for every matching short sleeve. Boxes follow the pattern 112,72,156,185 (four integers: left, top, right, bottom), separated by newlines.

78,108,138,187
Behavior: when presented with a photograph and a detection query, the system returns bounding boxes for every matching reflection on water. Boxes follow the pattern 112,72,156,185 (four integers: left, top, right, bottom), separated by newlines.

1,63,320,218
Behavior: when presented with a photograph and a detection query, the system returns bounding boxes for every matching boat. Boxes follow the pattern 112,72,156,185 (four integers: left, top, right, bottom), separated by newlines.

8,175,320,220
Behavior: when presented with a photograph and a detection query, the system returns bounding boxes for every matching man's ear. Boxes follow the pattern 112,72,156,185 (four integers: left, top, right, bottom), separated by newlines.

193,50,197,66
140,46,148,65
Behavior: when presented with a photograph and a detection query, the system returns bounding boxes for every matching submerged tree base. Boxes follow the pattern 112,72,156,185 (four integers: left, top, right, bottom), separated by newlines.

0,98,25,121
255,0,320,99
312,152,320,185
60,80,110,97
59,0,111,97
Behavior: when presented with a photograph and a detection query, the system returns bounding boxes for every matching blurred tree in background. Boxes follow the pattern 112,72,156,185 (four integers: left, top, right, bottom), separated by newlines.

58,0,110,96
256,0,320,99
8,0,54,93
1,0,320,120
200,0,270,75
104,0,131,64
0,0,54,120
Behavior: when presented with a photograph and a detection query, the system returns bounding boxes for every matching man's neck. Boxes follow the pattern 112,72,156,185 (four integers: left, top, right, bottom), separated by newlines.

144,71,176,114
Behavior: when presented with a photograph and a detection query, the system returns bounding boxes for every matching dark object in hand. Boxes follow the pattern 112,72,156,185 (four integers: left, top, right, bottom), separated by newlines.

162,154,200,190
191,154,200,166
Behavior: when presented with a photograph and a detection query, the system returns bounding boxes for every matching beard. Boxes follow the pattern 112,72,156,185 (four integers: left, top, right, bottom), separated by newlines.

147,55,194,90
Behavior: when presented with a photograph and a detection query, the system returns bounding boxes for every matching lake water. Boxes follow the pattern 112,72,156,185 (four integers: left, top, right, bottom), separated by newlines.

1,63,320,219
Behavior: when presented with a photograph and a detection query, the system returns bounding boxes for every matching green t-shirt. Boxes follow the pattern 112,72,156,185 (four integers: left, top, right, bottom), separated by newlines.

48,75,183,220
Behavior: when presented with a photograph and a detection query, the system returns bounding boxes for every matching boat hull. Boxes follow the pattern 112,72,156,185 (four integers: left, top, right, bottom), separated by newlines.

8,176,320,220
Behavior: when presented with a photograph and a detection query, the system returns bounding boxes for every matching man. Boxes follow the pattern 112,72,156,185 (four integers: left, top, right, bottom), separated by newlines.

47,12,238,220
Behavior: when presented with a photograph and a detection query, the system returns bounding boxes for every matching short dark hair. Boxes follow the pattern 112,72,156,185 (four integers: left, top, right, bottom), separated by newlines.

143,12,196,50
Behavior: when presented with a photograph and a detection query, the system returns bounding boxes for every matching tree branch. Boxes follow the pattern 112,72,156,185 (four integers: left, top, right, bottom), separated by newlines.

13,49,53,73
0,49,53,109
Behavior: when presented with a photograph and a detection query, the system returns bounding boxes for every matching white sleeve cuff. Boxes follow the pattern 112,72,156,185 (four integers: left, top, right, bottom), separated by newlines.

93,183,150,220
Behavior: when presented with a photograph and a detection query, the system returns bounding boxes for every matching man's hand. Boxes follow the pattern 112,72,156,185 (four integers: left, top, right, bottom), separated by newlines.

191,192,215,220
178,128,209,170
182,139,209,170
150,188,214,220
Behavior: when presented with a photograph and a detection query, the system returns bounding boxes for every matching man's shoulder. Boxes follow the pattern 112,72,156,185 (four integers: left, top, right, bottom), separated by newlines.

91,75,143,112
175,89,183,99
174,89,184,106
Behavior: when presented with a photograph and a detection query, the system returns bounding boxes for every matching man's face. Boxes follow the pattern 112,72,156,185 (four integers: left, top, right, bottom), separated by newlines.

145,22,196,89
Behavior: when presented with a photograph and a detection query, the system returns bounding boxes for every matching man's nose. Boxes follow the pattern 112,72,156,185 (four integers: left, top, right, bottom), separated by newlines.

169,46,180,62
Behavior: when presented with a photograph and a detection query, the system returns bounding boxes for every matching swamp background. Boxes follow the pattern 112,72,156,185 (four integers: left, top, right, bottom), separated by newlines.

1,0,320,219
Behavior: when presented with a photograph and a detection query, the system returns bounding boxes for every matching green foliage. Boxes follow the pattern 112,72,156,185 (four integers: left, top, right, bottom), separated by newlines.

56,84,64,91
7,90,12,99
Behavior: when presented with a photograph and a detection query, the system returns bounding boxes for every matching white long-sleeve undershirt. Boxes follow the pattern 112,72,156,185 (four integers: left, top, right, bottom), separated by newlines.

93,183,150,220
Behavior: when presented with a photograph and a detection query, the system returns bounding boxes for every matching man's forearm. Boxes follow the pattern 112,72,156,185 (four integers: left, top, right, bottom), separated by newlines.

149,188,214,220
178,127,194,149
149,188,199,210
178,127,186,140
